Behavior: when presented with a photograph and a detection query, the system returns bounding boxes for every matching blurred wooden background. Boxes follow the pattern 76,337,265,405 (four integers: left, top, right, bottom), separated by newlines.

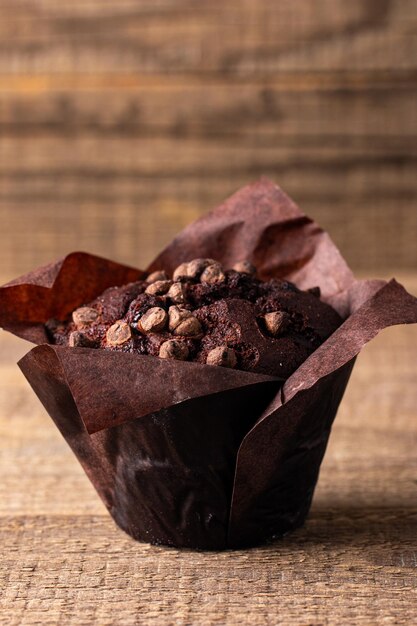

0,0,416,281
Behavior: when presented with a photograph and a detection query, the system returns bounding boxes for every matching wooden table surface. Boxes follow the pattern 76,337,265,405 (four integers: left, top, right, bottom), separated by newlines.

0,274,416,626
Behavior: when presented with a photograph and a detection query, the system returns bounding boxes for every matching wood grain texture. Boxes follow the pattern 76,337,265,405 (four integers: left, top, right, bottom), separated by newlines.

0,273,416,625
0,0,416,280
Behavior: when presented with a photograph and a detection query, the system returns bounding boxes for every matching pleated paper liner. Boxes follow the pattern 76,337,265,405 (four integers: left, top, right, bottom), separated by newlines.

1,179,416,549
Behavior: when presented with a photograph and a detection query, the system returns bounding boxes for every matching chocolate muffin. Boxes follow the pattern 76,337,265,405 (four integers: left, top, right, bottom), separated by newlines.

46,258,342,379
3,178,415,552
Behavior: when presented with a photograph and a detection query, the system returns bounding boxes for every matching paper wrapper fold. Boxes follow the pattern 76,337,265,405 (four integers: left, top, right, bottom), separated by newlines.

1,178,416,550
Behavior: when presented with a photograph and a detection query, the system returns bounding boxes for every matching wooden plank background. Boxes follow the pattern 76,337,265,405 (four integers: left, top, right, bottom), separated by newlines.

1,274,416,624
0,0,416,281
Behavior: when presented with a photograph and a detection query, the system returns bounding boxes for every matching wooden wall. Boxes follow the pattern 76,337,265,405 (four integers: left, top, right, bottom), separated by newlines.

0,0,416,280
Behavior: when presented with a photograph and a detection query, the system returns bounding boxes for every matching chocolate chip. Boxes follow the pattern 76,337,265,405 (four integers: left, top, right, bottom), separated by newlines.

172,316,202,337
187,258,216,279
167,282,187,304
172,262,189,281
138,307,168,333
232,260,256,275
144,280,172,296
200,263,225,284
72,306,99,328
146,270,169,283
264,311,290,336
68,331,97,348
159,339,189,361
206,345,237,368
168,305,191,331
106,320,132,346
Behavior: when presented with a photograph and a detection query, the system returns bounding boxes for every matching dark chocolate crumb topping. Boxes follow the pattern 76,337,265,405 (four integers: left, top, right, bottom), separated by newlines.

46,258,342,378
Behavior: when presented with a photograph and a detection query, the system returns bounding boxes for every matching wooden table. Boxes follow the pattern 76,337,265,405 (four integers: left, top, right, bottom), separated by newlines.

1,275,416,625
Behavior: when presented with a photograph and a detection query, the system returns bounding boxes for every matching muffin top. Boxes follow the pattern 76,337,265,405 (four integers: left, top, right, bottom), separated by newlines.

46,258,342,379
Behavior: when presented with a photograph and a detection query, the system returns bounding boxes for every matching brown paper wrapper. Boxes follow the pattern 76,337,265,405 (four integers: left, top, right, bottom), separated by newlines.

1,179,416,550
